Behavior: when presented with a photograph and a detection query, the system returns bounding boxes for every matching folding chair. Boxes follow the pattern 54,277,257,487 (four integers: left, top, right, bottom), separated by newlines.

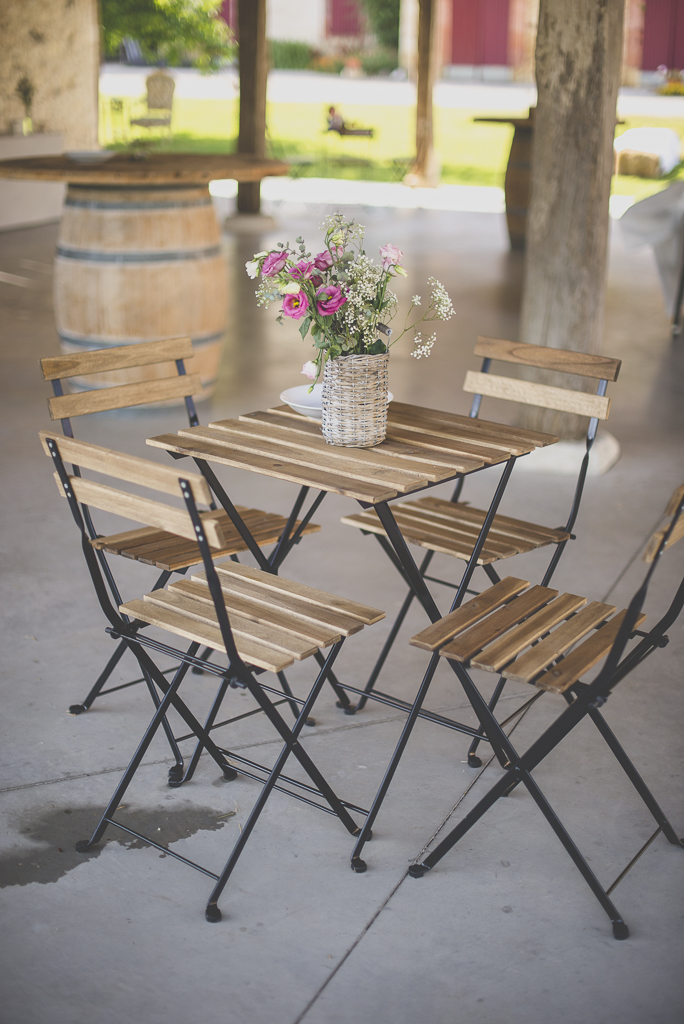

351,485,684,939
41,431,384,921
40,338,321,717
342,337,621,750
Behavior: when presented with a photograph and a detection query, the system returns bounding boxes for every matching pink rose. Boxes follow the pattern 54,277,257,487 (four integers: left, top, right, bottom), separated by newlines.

316,284,347,316
261,250,289,277
379,243,403,270
301,360,318,379
282,290,310,319
313,250,334,271
289,260,315,280
310,273,323,287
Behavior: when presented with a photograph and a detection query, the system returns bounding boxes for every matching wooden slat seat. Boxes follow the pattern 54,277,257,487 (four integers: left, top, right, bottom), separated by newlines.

409,576,642,693
342,498,570,566
122,564,384,675
92,506,321,572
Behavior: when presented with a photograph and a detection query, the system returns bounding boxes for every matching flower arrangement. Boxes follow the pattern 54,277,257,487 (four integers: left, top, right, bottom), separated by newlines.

246,213,454,382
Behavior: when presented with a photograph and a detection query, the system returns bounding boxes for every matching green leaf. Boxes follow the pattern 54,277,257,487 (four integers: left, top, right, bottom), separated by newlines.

298,316,311,339
367,339,387,354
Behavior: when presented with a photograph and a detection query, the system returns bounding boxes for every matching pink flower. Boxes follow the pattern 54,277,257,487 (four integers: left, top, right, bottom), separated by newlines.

313,250,334,271
316,284,347,316
301,360,318,379
261,250,289,277
379,243,404,270
289,260,315,280
282,290,310,319
310,273,323,287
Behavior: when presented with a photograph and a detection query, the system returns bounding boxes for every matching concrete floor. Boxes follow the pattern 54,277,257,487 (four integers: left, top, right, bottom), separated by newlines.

0,199,683,1024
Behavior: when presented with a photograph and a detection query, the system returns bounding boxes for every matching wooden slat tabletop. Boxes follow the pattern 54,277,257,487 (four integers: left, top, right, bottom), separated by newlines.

147,402,557,504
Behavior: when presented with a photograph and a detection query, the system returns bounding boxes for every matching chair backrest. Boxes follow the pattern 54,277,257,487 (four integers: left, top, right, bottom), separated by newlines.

643,484,684,563
40,337,201,437
588,482,684,698
40,429,241,660
146,71,175,111
463,336,621,425
40,430,221,546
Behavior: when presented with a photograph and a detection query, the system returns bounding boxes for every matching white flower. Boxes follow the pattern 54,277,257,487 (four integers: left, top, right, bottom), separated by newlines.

411,295,421,306
280,281,301,295
245,260,260,279
410,331,436,359
427,277,455,320
301,360,318,379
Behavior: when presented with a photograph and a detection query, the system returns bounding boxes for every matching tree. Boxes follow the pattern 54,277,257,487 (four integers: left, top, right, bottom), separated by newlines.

519,0,625,438
101,0,235,71
359,0,401,51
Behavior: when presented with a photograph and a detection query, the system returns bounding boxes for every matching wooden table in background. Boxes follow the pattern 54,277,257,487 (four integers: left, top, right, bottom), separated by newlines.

0,153,289,396
474,109,535,251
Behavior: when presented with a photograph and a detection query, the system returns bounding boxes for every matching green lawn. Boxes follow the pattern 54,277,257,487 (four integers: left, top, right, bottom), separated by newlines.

99,95,684,197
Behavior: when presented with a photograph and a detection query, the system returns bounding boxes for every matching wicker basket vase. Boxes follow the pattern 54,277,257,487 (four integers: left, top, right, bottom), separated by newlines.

321,351,389,447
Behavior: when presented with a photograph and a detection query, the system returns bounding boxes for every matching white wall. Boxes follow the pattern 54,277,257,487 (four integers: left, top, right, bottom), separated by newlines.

267,0,327,47
0,0,99,149
0,134,65,231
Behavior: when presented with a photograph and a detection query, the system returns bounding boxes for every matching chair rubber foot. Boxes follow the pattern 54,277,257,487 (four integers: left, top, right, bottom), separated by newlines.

168,764,184,783
69,704,87,715
191,666,205,675
612,921,629,940
408,863,429,878
343,707,357,716
222,767,238,782
75,840,93,853
305,717,316,727
205,904,222,923
351,856,367,873
467,754,482,768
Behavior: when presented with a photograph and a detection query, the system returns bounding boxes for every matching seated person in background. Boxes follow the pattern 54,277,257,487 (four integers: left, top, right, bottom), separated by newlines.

327,106,346,132
326,105,374,138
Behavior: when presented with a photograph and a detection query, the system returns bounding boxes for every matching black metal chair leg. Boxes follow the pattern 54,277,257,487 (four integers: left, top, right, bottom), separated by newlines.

75,659,192,853
587,705,684,848
466,674,508,768
204,642,358,922
351,653,441,873
314,649,353,710
69,637,128,714
174,676,231,786
277,671,315,726
519,769,629,939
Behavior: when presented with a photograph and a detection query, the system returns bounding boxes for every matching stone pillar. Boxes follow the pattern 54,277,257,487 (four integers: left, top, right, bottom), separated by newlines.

0,0,99,149
519,0,625,438
237,0,268,214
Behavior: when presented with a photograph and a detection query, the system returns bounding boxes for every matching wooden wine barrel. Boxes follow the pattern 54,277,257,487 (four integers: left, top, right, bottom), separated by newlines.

53,183,227,397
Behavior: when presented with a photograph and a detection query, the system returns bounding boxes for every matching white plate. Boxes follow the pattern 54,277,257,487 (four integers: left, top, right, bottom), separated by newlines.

65,151,116,164
279,384,393,421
